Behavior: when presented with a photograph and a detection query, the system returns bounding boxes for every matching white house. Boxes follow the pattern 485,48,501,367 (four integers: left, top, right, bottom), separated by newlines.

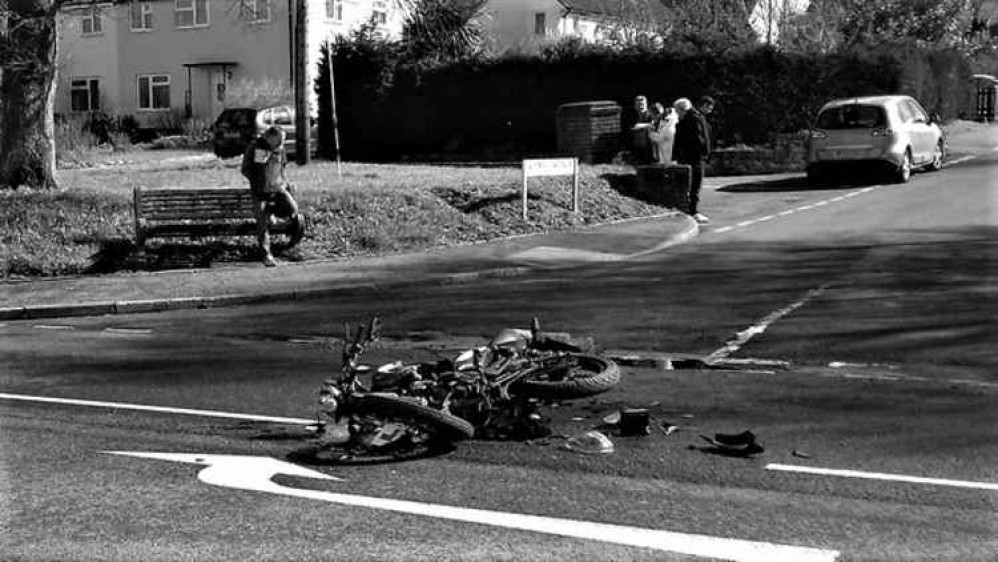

482,0,666,53
55,0,404,126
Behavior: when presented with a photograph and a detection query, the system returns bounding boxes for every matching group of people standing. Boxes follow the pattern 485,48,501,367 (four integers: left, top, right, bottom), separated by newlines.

630,94,716,225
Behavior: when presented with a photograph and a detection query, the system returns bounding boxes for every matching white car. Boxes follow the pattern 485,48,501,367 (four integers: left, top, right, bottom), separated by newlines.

805,95,946,184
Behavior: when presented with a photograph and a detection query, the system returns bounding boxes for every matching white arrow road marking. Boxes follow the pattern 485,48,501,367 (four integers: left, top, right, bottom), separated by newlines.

767,464,998,491
105,451,839,562
0,392,315,425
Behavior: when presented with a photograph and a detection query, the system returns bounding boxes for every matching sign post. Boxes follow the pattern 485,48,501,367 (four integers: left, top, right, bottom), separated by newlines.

521,157,579,221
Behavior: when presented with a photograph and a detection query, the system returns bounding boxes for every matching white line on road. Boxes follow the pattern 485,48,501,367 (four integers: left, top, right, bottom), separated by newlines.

33,324,75,330
108,451,840,562
705,285,830,363
0,392,315,425
103,328,154,335
766,464,998,491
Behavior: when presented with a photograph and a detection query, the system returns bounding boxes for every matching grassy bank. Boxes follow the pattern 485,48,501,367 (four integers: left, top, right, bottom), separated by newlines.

2,158,665,278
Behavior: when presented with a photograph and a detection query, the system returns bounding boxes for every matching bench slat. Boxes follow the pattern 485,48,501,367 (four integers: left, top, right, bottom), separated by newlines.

133,187,296,246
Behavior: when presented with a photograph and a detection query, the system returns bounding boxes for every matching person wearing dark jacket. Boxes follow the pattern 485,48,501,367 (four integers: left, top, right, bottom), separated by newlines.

240,126,305,266
672,96,715,224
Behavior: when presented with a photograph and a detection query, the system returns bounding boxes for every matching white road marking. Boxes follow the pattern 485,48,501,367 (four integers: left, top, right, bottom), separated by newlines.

777,210,795,216
714,226,734,233
33,324,75,330
103,328,153,335
108,452,841,562
737,220,755,227
0,392,315,425
706,285,829,363
766,464,998,492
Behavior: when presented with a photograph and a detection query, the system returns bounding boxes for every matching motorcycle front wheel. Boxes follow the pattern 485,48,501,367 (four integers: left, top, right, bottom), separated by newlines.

510,354,621,400
293,393,475,465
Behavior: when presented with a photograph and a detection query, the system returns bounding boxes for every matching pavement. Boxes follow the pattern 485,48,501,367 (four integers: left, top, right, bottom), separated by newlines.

0,206,702,321
2,121,995,321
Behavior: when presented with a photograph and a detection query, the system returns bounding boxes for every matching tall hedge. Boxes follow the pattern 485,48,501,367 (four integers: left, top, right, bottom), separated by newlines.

317,43,973,162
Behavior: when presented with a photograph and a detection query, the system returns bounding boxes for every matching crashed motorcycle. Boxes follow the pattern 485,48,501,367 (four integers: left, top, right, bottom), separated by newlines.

300,317,620,464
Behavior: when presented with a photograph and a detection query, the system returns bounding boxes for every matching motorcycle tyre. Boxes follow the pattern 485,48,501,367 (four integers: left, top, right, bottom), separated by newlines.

510,354,621,400
293,394,474,465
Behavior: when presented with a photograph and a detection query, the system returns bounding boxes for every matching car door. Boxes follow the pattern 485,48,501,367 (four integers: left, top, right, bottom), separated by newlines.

908,99,939,164
904,100,934,165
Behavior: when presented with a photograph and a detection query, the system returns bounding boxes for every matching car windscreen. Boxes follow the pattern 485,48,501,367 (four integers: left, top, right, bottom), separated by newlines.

216,109,256,128
815,104,887,129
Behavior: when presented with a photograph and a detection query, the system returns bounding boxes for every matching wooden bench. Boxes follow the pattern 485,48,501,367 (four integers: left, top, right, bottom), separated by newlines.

133,187,299,248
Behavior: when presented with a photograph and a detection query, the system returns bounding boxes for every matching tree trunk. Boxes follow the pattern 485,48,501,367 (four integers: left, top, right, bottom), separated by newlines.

0,6,59,190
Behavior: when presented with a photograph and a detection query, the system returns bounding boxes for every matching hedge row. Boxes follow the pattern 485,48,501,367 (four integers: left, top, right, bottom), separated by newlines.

317,43,973,162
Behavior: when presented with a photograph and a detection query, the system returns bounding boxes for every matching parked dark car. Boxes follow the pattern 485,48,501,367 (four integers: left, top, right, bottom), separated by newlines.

212,105,318,159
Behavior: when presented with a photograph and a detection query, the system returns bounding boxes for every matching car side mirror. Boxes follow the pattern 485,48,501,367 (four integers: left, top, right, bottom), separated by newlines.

930,113,941,125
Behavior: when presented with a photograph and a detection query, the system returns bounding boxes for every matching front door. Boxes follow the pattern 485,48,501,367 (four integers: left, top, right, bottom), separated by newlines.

208,68,228,122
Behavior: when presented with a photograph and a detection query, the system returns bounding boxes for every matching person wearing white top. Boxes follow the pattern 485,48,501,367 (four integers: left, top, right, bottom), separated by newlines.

648,103,678,165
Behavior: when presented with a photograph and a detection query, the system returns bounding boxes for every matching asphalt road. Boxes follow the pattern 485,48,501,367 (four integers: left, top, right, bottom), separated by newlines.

2,153,996,561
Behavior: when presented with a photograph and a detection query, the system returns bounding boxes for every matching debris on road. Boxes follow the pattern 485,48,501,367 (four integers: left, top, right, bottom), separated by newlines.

659,423,679,436
792,449,812,459
618,408,651,436
693,430,765,457
564,430,615,454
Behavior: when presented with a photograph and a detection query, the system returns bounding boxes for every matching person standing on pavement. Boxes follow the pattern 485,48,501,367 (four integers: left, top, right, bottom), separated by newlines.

648,103,678,165
672,96,714,224
240,126,305,267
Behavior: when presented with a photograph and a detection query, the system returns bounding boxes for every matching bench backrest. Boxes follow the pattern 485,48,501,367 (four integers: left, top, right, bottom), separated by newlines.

135,188,256,222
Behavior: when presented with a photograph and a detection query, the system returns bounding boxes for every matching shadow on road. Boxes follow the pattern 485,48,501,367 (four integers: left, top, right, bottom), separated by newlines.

717,176,880,193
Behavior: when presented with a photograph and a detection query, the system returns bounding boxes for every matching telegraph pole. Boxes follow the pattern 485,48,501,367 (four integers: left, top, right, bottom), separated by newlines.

293,0,309,165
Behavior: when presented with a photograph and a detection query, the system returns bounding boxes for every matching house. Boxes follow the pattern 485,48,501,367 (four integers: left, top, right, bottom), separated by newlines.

481,0,666,52
747,0,810,45
55,0,404,127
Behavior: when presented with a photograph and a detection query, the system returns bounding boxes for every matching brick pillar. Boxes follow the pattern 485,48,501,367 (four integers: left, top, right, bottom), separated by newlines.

556,101,621,164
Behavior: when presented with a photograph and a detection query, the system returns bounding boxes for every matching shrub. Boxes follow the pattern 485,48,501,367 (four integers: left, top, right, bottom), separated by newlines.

317,40,975,162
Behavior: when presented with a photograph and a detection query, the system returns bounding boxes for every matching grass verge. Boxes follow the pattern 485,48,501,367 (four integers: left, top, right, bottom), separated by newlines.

2,159,668,278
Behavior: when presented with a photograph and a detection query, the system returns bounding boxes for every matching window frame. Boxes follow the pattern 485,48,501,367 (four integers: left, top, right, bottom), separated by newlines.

81,7,103,35
129,1,154,31
325,0,343,21
372,0,388,25
137,74,172,111
244,0,270,23
70,78,101,112
175,0,209,29
534,12,546,36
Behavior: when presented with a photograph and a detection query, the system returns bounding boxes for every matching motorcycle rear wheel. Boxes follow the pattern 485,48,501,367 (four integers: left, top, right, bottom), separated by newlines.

294,393,474,465
510,354,620,400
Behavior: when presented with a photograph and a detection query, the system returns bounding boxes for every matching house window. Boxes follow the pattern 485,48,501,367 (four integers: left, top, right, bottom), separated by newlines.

82,8,102,35
138,74,171,110
175,0,209,28
130,1,154,31
243,0,269,22
71,78,101,112
534,12,545,35
325,0,343,21
373,0,387,24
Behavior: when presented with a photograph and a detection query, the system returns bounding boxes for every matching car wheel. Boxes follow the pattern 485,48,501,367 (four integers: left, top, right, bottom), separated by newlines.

893,150,912,183
926,141,944,172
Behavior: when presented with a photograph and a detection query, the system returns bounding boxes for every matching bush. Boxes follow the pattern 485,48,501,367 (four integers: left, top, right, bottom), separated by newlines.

317,40,974,162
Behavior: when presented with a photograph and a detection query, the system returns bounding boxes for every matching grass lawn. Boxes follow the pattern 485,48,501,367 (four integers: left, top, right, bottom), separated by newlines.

2,154,665,278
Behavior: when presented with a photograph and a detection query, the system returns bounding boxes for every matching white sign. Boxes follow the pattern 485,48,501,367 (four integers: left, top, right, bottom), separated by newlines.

522,158,577,178
521,157,581,220
106,451,839,562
